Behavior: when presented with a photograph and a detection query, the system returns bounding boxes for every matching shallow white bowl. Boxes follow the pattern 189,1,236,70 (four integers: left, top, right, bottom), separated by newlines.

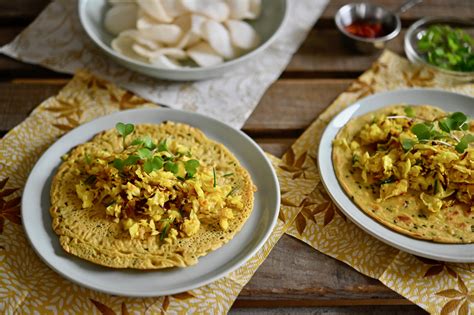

78,0,288,81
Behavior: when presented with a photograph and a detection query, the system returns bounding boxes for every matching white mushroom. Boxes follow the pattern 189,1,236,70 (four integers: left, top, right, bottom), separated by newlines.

111,34,146,62
138,24,182,44
225,20,260,50
180,0,230,22
202,20,235,59
149,54,181,68
187,42,224,67
104,4,138,35
226,0,250,20
137,0,173,23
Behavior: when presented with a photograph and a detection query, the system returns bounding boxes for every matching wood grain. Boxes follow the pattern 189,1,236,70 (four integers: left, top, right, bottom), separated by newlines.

0,79,352,134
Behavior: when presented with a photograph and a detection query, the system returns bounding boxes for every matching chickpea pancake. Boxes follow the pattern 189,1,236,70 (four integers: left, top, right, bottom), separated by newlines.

50,122,256,269
333,105,474,243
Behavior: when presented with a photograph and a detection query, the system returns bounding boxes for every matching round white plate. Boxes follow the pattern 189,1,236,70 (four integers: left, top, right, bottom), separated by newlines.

319,89,474,263
22,108,280,296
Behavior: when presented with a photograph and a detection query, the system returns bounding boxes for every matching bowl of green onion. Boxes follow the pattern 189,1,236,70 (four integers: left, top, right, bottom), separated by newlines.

405,17,474,78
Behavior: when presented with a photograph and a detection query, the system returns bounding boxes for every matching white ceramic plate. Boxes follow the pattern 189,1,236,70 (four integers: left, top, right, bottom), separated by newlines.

319,89,474,263
22,108,280,296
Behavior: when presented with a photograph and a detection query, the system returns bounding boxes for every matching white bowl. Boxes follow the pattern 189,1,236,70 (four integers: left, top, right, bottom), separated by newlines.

78,0,288,81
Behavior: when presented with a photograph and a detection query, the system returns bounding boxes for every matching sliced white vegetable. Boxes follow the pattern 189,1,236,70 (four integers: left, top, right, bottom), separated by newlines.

176,31,201,49
226,0,250,20
132,43,156,58
111,34,146,62
120,29,161,50
188,42,224,67
247,0,262,19
202,20,235,59
161,0,186,17
225,20,260,50
149,54,181,69
138,24,182,44
181,0,230,22
137,0,172,23
159,48,188,59
174,14,207,37
104,4,137,35
132,43,187,61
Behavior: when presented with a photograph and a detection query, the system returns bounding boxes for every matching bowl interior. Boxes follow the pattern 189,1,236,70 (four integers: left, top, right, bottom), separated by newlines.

335,3,399,40
80,0,287,71
405,17,474,76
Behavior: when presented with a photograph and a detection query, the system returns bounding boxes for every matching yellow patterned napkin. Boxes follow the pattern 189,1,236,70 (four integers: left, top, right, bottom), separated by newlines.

0,71,298,314
280,50,474,314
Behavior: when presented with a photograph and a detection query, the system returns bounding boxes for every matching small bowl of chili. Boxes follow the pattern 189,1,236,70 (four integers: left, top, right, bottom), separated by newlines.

404,17,474,78
335,3,401,53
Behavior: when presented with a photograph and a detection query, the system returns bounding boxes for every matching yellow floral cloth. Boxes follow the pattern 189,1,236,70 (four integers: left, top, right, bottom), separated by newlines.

0,71,300,314
281,50,474,315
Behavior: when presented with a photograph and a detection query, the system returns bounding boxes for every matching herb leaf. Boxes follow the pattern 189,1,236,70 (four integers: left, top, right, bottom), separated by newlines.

164,161,178,174
455,134,474,153
185,159,200,178
404,106,415,118
213,167,217,188
223,173,234,177
113,159,124,171
84,153,92,164
411,123,433,141
143,156,163,174
137,148,152,159
116,122,134,148
124,155,140,166
157,139,168,152
401,138,416,152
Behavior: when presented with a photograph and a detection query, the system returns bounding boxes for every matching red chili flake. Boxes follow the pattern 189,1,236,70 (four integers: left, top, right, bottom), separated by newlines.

345,20,385,38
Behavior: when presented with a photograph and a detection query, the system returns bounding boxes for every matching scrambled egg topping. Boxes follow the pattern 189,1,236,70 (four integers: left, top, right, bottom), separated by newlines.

74,136,244,242
335,106,474,213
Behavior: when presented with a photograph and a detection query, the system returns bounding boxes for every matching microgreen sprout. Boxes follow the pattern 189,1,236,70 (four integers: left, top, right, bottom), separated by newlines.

116,122,134,149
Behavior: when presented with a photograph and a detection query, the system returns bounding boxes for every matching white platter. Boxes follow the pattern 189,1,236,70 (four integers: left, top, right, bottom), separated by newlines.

22,108,280,296
318,89,474,263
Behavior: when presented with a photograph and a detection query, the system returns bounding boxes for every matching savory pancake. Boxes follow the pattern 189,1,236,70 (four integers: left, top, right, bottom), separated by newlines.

50,122,256,269
333,104,474,243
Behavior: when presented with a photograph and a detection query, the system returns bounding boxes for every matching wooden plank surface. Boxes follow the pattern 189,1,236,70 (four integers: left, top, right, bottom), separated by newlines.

2,0,469,313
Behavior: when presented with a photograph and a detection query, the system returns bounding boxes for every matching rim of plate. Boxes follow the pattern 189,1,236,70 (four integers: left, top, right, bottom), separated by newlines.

21,107,280,296
78,0,289,74
318,88,474,263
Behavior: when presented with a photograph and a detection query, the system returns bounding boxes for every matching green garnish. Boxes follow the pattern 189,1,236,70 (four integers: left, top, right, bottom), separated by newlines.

417,25,474,72
143,156,164,174
226,186,238,197
164,161,178,174
84,175,97,185
113,159,125,171
131,136,156,150
404,106,415,118
213,167,217,188
124,155,140,166
137,148,153,159
351,155,359,165
379,176,396,185
401,138,416,152
455,134,474,153
185,159,200,178
84,153,92,164
439,112,469,132
223,173,234,177
411,123,434,141
157,139,168,152
115,122,134,149
160,218,175,241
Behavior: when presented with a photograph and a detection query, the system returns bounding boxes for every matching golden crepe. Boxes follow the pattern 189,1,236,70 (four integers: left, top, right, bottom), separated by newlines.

50,122,256,269
333,104,474,243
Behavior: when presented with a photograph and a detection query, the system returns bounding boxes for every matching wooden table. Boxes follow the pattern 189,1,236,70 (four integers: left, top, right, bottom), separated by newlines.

1,1,472,313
